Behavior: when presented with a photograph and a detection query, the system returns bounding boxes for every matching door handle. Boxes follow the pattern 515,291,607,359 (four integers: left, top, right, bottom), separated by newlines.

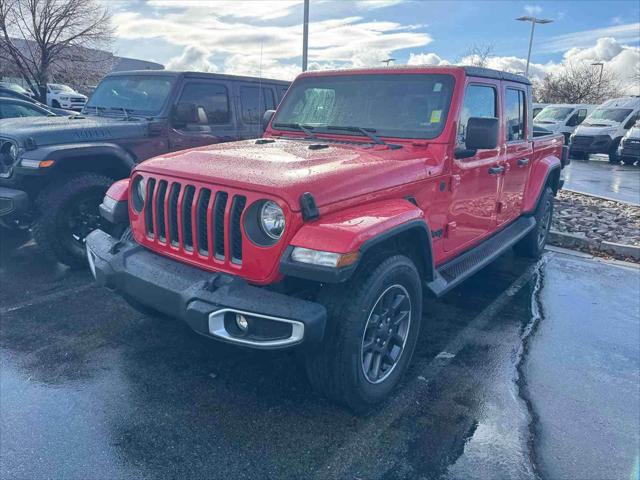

517,158,530,167
488,166,505,175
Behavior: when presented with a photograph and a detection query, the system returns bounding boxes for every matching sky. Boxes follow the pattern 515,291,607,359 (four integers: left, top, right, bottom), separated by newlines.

108,0,640,93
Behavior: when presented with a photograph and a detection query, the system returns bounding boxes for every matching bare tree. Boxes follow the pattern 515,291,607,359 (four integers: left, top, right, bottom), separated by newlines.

0,0,113,100
535,62,624,104
460,42,494,68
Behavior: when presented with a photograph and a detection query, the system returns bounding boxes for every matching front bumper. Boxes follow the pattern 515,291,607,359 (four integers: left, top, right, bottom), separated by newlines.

86,229,327,349
569,135,612,154
0,187,28,217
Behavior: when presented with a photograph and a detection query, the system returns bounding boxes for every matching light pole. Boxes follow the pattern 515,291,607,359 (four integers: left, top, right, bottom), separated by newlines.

302,0,309,71
516,16,553,77
381,58,396,66
591,61,604,99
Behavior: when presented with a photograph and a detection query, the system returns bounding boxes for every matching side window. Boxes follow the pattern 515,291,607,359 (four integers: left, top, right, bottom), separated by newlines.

177,82,230,125
0,103,44,118
240,86,276,124
577,109,587,124
458,84,496,145
505,88,525,141
624,112,639,130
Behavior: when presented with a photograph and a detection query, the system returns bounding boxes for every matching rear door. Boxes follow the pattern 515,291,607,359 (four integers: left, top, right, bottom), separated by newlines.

444,80,502,252
237,84,277,139
168,79,237,151
497,85,531,225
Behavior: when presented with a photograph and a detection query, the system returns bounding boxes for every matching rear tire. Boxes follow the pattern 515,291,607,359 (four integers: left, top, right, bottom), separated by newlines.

570,151,586,160
305,255,422,414
514,187,554,259
32,172,115,268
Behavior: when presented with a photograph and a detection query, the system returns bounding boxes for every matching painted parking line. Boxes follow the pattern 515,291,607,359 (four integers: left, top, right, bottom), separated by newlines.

315,256,550,480
0,284,97,315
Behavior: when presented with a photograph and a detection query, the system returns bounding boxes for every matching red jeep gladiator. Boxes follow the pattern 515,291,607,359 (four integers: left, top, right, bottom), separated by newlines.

86,66,567,411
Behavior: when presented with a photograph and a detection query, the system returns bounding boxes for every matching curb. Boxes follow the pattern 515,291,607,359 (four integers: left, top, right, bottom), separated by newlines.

562,188,639,207
548,230,640,262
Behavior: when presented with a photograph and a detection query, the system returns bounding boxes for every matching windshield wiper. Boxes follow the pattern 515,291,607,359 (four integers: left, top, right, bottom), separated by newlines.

272,122,316,139
325,125,388,145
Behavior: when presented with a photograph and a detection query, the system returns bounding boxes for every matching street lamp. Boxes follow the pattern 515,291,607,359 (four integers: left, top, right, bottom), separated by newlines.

591,62,604,99
302,0,309,71
516,16,553,77
381,58,396,66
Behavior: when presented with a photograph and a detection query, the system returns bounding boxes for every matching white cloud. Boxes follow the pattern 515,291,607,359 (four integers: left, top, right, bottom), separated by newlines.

524,4,543,16
540,22,640,53
407,52,450,66
166,45,218,72
407,37,639,95
113,1,431,80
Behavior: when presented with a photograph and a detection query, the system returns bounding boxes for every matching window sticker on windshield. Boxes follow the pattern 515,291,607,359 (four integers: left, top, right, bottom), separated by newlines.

433,83,442,92
430,110,442,123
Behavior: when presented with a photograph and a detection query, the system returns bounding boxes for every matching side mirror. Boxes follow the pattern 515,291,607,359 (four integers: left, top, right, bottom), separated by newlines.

466,117,499,150
455,117,499,159
172,103,198,126
262,109,275,132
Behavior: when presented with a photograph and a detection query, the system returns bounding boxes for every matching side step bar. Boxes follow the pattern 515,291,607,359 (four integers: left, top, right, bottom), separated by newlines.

426,216,536,297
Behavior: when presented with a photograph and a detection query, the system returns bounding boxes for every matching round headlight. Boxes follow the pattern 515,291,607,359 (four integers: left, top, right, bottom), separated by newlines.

8,143,18,161
259,201,285,240
131,175,146,212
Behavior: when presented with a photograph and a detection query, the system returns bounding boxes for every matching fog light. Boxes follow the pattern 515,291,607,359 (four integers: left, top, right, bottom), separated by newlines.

236,314,249,332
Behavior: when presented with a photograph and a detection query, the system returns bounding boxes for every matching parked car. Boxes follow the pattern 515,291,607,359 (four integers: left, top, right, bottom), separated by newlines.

0,86,73,115
0,97,55,119
533,103,596,144
86,66,566,412
569,96,640,162
617,121,640,165
0,70,290,265
533,102,549,118
46,83,88,111
0,81,35,98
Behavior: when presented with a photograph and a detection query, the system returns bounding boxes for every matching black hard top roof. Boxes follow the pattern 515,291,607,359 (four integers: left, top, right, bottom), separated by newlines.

106,70,291,85
461,66,531,85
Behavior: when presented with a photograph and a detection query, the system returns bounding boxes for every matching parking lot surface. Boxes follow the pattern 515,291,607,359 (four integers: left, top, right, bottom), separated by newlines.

1,230,639,480
563,157,640,204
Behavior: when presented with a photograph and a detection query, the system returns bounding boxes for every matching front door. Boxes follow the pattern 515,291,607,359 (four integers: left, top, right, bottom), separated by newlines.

498,86,531,225
168,80,237,152
445,81,502,252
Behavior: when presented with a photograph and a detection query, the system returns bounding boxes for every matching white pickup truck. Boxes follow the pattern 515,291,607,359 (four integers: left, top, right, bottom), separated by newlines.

533,104,595,144
569,97,640,162
46,83,87,111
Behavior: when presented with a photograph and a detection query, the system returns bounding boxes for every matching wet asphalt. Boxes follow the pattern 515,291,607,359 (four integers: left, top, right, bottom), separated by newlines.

563,157,640,204
1,229,639,480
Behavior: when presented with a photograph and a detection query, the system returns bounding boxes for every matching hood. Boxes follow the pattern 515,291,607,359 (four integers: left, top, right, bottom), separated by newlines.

0,115,150,147
574,122,619,137
534,121,560,132
137,139,439,211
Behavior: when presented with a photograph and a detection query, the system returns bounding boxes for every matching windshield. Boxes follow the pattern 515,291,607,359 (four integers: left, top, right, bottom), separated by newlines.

584,108,633,125
49,84,74,92
272,73,455,140
535,107,573,122
85,75,175,115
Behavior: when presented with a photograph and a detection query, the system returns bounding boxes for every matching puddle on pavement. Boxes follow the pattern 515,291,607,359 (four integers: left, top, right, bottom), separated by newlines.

1,224,549,479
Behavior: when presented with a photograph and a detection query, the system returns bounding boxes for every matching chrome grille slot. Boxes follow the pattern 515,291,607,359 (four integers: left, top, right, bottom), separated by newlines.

213,191,228,259
196,189,212,256
230,195,247,263
168,183,181,246
155,180,168,242
144,178,156,238
181,185,196,251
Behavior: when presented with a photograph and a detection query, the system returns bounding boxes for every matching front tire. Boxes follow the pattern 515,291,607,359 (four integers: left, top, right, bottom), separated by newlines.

514,187,554,259
32,173,115,268
305,255,422,413
608,139,621,164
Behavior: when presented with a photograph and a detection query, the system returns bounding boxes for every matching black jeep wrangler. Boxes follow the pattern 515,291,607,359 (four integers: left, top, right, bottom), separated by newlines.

0,70,289,266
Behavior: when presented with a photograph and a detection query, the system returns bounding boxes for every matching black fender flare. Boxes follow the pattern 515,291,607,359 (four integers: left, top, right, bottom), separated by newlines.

17,142,136,176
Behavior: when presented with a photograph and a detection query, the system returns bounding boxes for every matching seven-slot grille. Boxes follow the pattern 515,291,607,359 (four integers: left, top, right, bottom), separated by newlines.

141,177,248,264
